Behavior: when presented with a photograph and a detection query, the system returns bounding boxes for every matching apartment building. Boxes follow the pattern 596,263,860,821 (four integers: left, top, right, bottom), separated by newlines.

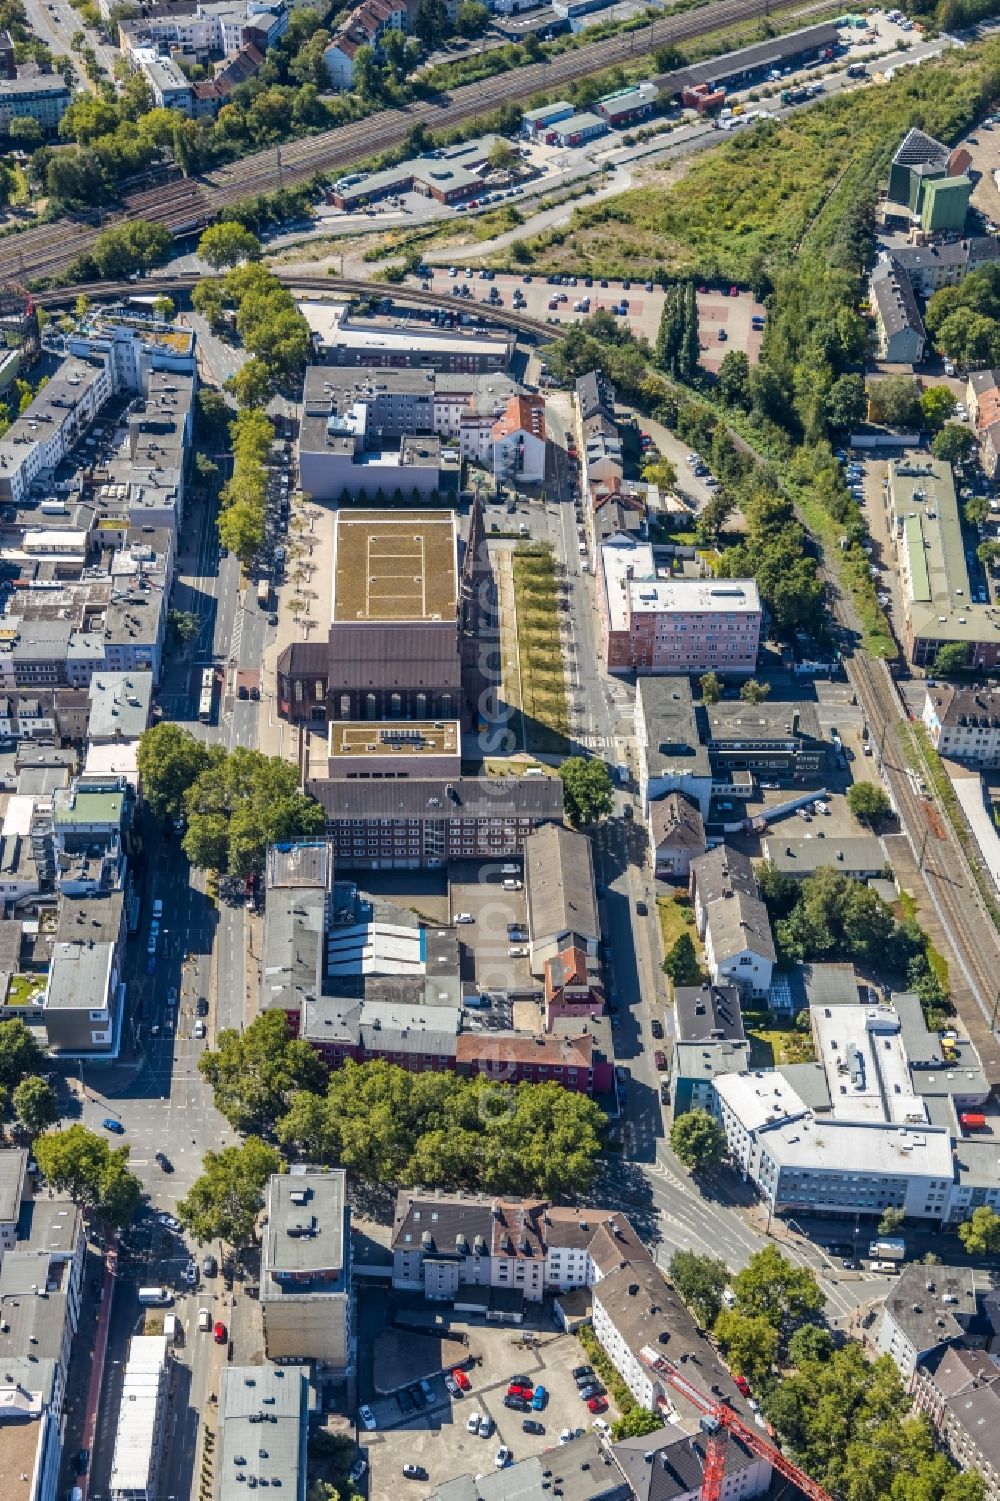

219,1365,312,1501
492,394,546,486
0,74,70,135
895,236,1000,296
650,793,706,879
300,301,514,373
261,1168,352,1376
671,982,748,1114
324,0,408,88
390,1191,649,1307
635,677,713,820
877,1263,990,1383
0,356,115,506
68,308,196,393
912,1346,1000,1501
922,681,1000,766
689,845,774,1001
614,1431,771,1501
699,698,825,779
869,257,926,365
598,540,761,675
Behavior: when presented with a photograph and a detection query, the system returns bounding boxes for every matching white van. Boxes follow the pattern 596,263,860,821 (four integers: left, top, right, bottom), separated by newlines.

163,1313,179,1343
198,1306,212,1332
138,1287,172,1306
152,899,163,918
502,878,522,891
500,864,519,876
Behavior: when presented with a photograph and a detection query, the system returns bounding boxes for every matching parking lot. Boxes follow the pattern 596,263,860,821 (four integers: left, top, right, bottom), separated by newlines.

449,861,535,997
415,266,765,360
360,1321,617,1501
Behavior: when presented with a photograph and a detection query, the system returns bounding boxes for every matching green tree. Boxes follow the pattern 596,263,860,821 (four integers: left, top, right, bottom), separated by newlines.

713,1309,779,1385
610,1408,665,1441
0,1018,43,1089
559,757,613,825
978,540,1000,573
7,117,43,150
217,495,266,561
182,746,325,877
825,373,866,430
730,1244,824,1336
717,349,751,409
867,374,922,428
168,608,200,645
847,781,891,827
663,932,702,988
351,43,382,99
920,385,957,432
34,1125,142,1228
642,457,677,490
668,1250,729,1327
199,1011,327,1135
933,641,969,677
488,139,518,173
965,494,990,528
90,220,171,278
12,1076,57,1136
957,1205,1000,1255
669,1108,726,1172
177,1137,282,1248
878,1205,906,1237
199,221,262,269
229,357,273,410
414,0,448,46
932,422,977,466
699,671,722,705
136,722,211,822
787,1323,833,1366
739,678,770,705
456,0,489,33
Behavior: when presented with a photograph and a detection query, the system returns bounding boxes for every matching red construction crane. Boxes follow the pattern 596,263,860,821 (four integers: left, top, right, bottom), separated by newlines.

639,1347,835,1501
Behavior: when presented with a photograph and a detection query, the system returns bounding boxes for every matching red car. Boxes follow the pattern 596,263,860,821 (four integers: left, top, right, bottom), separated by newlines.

729,286,739,297
654,1050,668,1071
508,1384,532,1399
733,1375,751,1396
452,1368,471,1391
587,1397,608,1414
213,1321,227,1344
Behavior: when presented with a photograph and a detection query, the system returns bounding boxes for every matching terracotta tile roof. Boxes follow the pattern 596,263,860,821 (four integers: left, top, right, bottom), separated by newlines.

493,394,546,443
456,1031,592,1072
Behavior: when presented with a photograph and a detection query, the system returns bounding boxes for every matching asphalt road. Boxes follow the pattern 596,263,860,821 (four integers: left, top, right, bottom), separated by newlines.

21,0,116,80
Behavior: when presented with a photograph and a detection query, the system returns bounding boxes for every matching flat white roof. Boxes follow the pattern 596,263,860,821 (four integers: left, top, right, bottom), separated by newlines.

761,1116,955,1178
628,578,761,618
297,300,510,360
109,1336,168,1491
2,795,33,839
715,1070,809,1131
602,541,656,632
813,1002,927,1126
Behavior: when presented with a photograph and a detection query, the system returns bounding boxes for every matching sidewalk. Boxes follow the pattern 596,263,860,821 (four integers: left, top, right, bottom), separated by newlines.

78,1237,116,1501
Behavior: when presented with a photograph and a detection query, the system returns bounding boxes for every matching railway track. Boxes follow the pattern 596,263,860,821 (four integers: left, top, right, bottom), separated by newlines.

847,650,1000,1079
0,0,825,283
36,271,561,341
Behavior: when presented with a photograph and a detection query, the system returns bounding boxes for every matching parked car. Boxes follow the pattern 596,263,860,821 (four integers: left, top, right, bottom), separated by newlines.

505,1394,529,1411
478,1415,494,1438
467,1411,480,1432
202,1254,218,1277
523,1418,545,1435
587,1397,608,1414
531,1386,548,1410
156,1212,181,1230
654,1050,668,1071
579,1384,604,1401
452,1368,471,1391
572,1366,593,1381
733,1375,751,1397
454,912,474,924
350,1458,368,1484
495,1447,512,1469
182,1261,198,1286
445,1375,460,1397
651,1018,664,1039
102,1118,125,1134
403,1466,427,1480
358,1405,377,1431
408,1385,425,1408
196,997,209,1016
213,1321,227,1345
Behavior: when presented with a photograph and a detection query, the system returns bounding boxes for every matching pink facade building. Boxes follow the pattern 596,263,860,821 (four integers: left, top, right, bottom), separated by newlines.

598,541,761,676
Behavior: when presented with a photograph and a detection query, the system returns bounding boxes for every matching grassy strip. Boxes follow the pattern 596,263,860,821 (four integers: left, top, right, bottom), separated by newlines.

512,544,569,756
898,889,950,991
910,721,1000,935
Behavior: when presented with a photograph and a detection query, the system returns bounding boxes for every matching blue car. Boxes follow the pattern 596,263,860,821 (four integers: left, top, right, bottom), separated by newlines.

102,1118,125,1134
531,1386,548,1411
